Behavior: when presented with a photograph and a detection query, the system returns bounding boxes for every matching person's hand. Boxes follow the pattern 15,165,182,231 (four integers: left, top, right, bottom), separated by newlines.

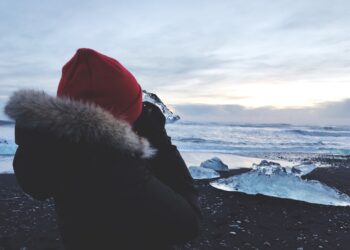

132,102,170,149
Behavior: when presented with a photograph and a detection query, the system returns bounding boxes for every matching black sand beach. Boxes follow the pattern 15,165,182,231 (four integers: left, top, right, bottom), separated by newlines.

1,157,349,250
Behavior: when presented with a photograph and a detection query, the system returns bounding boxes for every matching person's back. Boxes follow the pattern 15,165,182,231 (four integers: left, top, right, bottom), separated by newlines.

5,49,201,250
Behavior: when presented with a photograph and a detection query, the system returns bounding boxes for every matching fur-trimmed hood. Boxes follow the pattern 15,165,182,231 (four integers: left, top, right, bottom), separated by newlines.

5,89,156,159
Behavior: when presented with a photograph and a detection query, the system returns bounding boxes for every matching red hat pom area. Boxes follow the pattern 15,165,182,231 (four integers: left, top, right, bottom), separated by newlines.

57,48,143,124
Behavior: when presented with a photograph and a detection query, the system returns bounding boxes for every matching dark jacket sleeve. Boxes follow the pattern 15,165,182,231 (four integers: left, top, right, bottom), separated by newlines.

13,146,53,200
132,102,202,218
146,136,202,218
12,127,62,200
98,149,201,245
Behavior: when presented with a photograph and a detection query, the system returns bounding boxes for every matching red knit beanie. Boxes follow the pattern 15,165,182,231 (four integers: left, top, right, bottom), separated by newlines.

57,48,142,124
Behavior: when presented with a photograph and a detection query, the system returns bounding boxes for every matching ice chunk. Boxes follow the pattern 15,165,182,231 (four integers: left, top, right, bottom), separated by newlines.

0,156,14,173
210,163,350,206
291,163,317,176
188,166,220,180
0,139,17,156
142,90,180,123
252,160,284,175
0,139,9,144
253,160,316,176
200,157,229,171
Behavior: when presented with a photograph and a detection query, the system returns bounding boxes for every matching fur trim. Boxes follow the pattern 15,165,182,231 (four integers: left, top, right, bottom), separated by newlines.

5,89,156,159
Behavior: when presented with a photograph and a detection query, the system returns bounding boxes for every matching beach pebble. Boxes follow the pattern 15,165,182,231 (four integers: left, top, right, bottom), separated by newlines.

200,157,229,171
263,241,271,247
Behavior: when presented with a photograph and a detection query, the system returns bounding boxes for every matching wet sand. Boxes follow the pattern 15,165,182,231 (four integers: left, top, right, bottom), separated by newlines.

0,157,349,250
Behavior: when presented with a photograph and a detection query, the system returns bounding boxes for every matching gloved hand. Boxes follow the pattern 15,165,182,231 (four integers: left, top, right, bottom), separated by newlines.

132,102,202,217
132,101,170,149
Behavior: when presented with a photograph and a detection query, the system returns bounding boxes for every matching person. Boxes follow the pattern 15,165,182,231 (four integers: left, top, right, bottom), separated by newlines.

5,48,201,250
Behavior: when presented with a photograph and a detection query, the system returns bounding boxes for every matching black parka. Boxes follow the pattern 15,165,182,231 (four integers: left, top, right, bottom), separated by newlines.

5,90,201,250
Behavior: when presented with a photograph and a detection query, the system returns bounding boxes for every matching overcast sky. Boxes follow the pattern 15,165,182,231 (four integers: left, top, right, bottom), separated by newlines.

0,0,350,125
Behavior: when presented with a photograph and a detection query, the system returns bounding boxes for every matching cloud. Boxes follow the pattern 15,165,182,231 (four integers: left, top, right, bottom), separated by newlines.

173,99,350,126
1,0,350,123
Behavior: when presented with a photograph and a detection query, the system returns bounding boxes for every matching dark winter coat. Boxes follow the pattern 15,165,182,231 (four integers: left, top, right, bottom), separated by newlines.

5,90,201,250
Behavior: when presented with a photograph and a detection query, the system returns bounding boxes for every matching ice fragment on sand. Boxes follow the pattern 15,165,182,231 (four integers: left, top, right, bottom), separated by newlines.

291,163,317,176
200,157,229,171
210,162,350,206
0,139,17,156
253,160,316,176
188,166,220,180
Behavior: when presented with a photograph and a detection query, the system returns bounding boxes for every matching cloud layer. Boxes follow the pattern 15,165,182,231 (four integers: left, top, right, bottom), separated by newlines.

173,99,350,126
0,0,350,124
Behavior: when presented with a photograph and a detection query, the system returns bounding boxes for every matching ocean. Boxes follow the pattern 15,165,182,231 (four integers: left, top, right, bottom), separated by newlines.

166,121,350,156
1,121,350,173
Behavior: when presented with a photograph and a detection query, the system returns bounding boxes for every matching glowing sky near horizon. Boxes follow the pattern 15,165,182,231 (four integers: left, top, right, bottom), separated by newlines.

0,0,350,112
